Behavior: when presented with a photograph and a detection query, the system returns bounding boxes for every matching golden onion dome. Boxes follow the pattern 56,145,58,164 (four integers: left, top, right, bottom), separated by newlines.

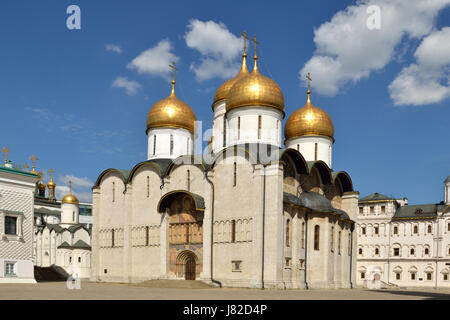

47,179,56,189
62,194,79,205
226,56,285,114
284,90,334,141
146,80,196,134
213,53,249,106
38,181,46,190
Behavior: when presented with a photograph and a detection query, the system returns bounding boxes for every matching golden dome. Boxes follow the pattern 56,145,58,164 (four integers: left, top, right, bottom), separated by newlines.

213,53,249,105
146,81,196,134
47,179,56,189
226,57,285,114
38,181,46,190
62,194,79,205
284,90,334,141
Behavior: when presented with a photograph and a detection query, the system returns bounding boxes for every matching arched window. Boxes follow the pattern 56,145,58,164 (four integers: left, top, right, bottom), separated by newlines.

237,117,241,140
428,225,432,233
153,135,156,155
223,117,227,147
187,170,191,191
314,225,320,251
285,219,291,247
314,143,318,161
410,248,415,256
78,257,81,263
170,134,174,156
338,231,342,254
233,162,237,187
258,115,262,139
393,226,398,235
145,226,149,246
413,225,418,234
111,229,115,248
359,248,363,255
231,220,236,243
375,247,379,255
147,176,150,198
330,226,334,252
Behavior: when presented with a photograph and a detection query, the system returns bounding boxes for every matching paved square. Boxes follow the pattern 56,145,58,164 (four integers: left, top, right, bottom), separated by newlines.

0,282,450,300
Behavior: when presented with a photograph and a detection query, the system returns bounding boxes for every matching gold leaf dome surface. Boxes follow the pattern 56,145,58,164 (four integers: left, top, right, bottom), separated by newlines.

47,180,56,189
213,54,249,105
226,59,285,114
285,93,334,141
146,83,197,134
62,194,79,204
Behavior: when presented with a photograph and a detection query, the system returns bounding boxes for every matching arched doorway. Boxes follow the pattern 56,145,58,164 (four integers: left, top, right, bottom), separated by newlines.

185,256,196,280
176,250,198,280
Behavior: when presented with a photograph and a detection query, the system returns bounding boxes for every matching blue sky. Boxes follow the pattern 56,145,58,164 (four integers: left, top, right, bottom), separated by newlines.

0,0,449,204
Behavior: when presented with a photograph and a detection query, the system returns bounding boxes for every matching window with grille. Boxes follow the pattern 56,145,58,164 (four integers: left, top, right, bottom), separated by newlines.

5,263,15,276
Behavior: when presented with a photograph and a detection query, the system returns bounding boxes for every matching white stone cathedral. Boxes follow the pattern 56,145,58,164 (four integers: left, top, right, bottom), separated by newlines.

91,38,359,289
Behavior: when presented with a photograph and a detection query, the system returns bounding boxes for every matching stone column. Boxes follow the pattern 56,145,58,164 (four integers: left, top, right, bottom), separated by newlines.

160,210,169,279
200,171,213,281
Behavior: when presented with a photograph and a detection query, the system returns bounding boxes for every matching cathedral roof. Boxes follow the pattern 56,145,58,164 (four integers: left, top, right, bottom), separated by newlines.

57,239,91,250
359,192,395,203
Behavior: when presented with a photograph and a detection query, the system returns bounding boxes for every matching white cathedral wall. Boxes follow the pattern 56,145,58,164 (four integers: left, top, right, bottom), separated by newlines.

226,107,283,147
212,101,227,154
285,136,333,168
60,203,79,227
147,127,193,160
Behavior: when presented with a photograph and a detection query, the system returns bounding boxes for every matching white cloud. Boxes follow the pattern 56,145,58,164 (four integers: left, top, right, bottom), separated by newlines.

185,19,241,81
300,0,450,96
106,44,122,54
389,27,450,106
55,174,94,203
127,39,179,79
112,76,142,95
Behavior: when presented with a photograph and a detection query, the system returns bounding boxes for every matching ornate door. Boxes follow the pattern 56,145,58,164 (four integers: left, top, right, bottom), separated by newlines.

185,257,196,280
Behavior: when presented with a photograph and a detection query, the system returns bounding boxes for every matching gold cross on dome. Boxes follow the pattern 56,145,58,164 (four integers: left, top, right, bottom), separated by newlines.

22,162,29,172
29,154,38,173
306,72,312,91
39,171,45,182
249,34,260,57
1,147,10,165
169,61,178,83
68,180,72,193
48,168,55,180
240,30,251,54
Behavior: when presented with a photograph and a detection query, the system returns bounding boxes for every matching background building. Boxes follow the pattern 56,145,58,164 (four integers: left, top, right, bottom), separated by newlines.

356,176,450,288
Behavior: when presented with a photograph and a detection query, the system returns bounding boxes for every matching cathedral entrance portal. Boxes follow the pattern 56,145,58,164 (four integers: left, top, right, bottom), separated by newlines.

185,256,196,280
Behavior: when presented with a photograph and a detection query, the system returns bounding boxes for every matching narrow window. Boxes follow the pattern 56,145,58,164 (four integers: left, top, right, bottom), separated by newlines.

146,226,149,246
314,225,320,251
314,143,318,161
231,220,236,243
394,226,398,235
187,138,190,154
223,117,227,147
444,274,448,281
78,257,81,263
411,273,416,280
359,207,363,214
359,248,363,255
427,273,432,281
112,182,115,203
338,231,342,255
5,217,17,235
396,273,401,280
147,176,150,198
370,207,374,213
69,257,72,263
237,117,241,140
73,212,75,221
428,225,432,234
331,226,334,252
286,220,291,247
170,134,174,156
187,170,191,191
258,115,262,139
277,120,280,144
448,223,450,232
374,226,379,235
186,224,190,244
233,162,237,187
413,225,418,234
393,248,399,256
362,227,366,235
425,247,430,255
301,222,305,249
111,229,115,248
410,248,415,256
348,233,351,256
375,248,379,255
361,272,366,279
329,145,331,165
297,144,299,152
153,135,156,155
381,206,386,213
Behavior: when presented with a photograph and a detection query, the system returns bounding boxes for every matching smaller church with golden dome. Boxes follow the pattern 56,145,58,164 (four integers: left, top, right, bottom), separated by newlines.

92,33,359,289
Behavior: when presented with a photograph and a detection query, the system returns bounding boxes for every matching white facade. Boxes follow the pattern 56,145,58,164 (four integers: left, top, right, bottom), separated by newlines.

286,135,333,168
211,101,227,154
226,107,283,148
147,127,194,160
0,166,38,283
356,182,450,288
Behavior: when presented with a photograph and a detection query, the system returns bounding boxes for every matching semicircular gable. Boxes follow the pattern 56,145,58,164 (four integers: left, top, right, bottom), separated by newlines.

127,161,164,184
308,161,331,185
332,171,354,193
280,149,309,175
165,155,207,177
95,168,129,187
210,145,258,170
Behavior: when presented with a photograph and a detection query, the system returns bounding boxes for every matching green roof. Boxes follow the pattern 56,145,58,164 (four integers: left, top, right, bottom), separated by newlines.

392,204,437,220
0,165,39,178
57,240,90,250
359,192,395,203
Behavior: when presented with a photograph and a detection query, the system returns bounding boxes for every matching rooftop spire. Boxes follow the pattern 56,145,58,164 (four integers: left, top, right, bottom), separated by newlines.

249,34,260,73
306,72,312,103
169,61,178,96
239,30,250,74
1,147,10,166
29,154,38,174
